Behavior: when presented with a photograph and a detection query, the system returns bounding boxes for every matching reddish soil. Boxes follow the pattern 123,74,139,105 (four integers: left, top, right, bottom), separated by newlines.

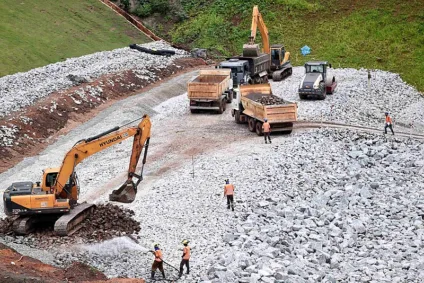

0,57,205,174
0,243,145,283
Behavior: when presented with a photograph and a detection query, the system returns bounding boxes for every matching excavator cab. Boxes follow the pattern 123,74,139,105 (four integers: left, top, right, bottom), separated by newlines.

270,45,289,70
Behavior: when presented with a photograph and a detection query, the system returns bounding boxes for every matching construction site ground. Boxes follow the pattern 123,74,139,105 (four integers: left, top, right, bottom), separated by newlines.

1,59,424,282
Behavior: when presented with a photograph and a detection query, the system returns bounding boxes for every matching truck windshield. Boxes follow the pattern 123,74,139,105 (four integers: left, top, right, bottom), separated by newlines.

306,65,324,73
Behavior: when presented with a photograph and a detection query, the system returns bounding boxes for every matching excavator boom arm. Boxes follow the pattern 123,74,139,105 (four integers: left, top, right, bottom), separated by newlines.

249,5,270,54
53,115,151,196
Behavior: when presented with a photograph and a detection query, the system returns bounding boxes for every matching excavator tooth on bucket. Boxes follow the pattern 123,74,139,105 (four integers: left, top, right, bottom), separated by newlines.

109,181,137,203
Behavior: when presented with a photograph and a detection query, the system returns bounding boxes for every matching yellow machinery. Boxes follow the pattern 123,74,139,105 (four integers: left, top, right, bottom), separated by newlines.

243,5,292,81
3,115,151,235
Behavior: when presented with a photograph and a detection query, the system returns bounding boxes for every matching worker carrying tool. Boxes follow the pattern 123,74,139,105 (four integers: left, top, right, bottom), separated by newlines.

151,243,166,280
262,118,272,144
384,112,395,135
224,179,235,211
179,240,191,277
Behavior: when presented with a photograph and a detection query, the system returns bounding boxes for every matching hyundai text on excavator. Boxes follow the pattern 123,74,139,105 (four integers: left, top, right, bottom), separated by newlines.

219,5,292,84
3,115,151,236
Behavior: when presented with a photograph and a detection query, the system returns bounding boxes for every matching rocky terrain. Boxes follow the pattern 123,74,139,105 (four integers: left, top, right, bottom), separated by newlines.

0,242,145,283
271,67,424,133
0,41,205,173
1,44,424,283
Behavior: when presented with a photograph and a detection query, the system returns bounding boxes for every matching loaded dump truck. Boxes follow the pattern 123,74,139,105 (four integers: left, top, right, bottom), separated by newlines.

187,69,233,114
232,84,297,135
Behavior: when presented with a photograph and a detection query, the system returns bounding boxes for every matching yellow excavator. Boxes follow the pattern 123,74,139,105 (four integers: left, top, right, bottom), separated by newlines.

3,115,151,236
243,5,292,81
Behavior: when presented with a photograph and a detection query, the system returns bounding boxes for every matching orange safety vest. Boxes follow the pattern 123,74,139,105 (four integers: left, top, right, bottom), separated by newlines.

385,116,392,124
154,250,163,262
262,122,271,133
224,184,234,196
183,246,191,260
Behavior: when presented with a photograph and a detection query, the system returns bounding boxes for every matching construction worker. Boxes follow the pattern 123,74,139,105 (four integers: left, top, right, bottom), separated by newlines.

224,179,235,211
384,112,394,135
179,240,190,277
151,243,165,280
262,118,271,144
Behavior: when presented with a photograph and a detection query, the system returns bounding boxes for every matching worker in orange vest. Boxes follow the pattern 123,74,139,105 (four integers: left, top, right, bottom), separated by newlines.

262,118,271,144
179,240,191,277
384,112,394,135
224,179,235,211
151,243,165,280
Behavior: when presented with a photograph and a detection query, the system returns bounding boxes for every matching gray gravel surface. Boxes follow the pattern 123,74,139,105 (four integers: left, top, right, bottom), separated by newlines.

0,41,187,118
1,62,424,283
270,67,424,133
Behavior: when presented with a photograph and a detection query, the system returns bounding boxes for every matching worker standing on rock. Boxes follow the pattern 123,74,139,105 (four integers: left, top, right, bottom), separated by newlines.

262,118,271,144
384,112,395,135
151,243,166,280
179,240,191,277
224,179,235,211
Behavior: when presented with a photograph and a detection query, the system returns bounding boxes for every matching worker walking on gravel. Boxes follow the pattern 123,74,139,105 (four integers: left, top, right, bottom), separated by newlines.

151,243,166,280
384,112,395,135
179,240,191,277
262,118,271,144
224,179,235,211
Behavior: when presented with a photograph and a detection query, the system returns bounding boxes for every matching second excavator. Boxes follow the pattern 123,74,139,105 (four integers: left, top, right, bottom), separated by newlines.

243,5,293,82
3,115,151,236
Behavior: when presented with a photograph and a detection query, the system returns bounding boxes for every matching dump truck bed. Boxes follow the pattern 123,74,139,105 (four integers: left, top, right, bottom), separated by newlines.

240,84,297,124
187,69,231,101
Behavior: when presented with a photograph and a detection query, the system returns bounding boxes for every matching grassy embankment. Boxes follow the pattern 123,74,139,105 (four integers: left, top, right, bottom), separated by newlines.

166,0,423,91
0,0,151,77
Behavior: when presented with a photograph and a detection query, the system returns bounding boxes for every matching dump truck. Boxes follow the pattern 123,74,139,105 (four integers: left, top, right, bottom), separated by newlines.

232,84,297,135
187,69,233,114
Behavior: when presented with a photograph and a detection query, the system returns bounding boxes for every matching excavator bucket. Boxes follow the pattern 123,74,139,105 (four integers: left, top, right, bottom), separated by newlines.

109,181,137,203
243,43,260,57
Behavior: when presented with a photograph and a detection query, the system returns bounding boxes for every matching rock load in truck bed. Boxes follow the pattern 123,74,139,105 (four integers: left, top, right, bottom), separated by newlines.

245,93,289,105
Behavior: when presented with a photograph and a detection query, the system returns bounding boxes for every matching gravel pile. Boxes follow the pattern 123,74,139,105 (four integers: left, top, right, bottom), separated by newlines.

49,128,424,282
0,41,187,118
271,67,424,132
0,204,140,248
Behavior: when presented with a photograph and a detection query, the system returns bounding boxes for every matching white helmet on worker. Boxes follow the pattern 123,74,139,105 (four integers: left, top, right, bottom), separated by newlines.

264,118,268,122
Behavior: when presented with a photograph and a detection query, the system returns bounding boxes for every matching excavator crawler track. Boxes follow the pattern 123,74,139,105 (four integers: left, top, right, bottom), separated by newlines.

54,203,95,236
13,216,37,235
272,67,292,82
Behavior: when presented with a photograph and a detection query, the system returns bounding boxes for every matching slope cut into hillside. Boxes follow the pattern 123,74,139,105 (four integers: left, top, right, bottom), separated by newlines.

0,0,151,77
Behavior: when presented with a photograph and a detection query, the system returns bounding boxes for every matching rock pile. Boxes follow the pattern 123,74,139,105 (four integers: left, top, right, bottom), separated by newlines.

254,95,287,105
201,129,424,282
75,203,141,241
0,204,140,247
47,128,424,283
270,67,424,132
0,41,187,118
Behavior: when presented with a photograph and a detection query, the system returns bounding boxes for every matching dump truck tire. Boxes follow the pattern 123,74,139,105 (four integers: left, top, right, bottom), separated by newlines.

235,111,242,124
217,100,224,114
255,122,263,136
248,118,256,132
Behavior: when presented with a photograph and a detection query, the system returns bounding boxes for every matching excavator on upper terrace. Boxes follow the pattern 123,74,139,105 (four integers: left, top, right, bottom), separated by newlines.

243,5,293,81
3,115,151,236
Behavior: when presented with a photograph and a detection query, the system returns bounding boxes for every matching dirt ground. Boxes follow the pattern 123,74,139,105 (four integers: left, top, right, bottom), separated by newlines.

0,243,145,283
0,57,206,174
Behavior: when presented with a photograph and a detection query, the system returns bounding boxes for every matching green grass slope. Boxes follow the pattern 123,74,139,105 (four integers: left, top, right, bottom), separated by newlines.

161,0,424,91
0,0,151,77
